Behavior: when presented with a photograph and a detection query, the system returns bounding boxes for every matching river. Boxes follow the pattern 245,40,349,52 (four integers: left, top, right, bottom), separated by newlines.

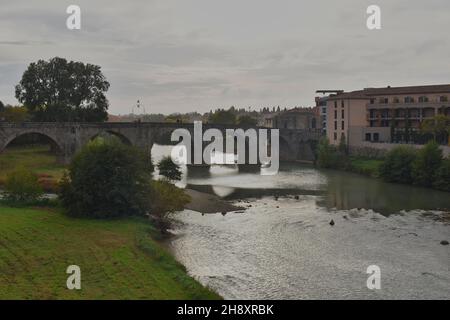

152,145,450,300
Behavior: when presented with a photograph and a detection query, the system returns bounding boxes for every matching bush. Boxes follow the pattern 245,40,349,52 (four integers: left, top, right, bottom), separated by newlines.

4,167,43,203
59,137,153,218
149,180,191,233
412,141,443,187
157,156,182,181
316,137,349,169
150,180,190,216
379,146,417,184
433,158,450,192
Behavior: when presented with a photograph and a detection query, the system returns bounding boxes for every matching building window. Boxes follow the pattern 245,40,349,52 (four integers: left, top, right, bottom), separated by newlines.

334,132,337,141
334,110,337,119
365,133,371,141
405,96,414,103
370,98,375,104
341,100,344,108
322,107,326,114
334,121,337,130
393,97,400,103
418,96,429,103
334,101,337,108
341,121,344,130
379,97,388,104
373,133,379,142
440,96,448,102
341,109,345,119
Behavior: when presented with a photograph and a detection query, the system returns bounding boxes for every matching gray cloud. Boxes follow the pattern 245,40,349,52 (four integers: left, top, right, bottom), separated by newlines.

0,0,449,114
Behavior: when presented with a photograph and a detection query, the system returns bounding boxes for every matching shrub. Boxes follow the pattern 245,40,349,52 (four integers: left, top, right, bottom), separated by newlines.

149,180,191,233
316,137,350,169
59,137,153,218
4,167,43,203
157,156,182,181
379,146,417,184
411,141,443,187
316,138,336,168
150,180,190,216
433,158,450,192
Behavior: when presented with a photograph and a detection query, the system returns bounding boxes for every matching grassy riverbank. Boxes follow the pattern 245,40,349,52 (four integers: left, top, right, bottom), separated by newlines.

348,156,383,178
0,145,65,192
0,204,220,299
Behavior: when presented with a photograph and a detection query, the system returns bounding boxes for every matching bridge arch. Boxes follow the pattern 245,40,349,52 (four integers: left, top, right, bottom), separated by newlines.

0,131,63,155
279,136,294,161
89,130,133,146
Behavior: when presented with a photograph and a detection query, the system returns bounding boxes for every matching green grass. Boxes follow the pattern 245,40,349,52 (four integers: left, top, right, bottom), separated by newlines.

0,205,220,300
0,145,66,191
349,157,383,178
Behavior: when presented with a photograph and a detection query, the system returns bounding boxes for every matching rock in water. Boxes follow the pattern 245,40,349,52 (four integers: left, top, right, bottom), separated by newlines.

294,195,299,200
221,211,227,216
329,219,335,226
440,240,449,246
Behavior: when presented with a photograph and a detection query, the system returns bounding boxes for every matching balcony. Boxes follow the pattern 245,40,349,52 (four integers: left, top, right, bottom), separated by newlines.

367,101,449,110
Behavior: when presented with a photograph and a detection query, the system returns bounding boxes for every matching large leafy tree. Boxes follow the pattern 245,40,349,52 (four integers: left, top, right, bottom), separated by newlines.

15,57,110,122
420,114,450,145
59,137,153,218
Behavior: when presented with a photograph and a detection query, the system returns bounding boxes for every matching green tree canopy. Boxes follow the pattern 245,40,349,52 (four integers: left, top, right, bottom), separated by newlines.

157,156,182,181
15,57,110,122
209,109,236,125
237,115,258,126
0,105,29,122
379,146,417,184
59,137,153,218
412,141,443,187
420,114,450,144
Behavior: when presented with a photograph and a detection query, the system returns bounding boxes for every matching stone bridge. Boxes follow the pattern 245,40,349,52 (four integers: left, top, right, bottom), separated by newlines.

0,122,322,164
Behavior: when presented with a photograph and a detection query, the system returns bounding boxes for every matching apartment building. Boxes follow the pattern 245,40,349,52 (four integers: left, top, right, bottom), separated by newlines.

315,96,328,134
325,84,450,146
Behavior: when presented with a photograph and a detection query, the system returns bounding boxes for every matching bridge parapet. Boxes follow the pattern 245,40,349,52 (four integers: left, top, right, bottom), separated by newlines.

0,122,322,163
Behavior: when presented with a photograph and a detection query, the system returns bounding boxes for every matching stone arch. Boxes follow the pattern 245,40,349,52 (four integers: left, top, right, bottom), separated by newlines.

89,130,133,146
279,135,294,161
0,131,63,155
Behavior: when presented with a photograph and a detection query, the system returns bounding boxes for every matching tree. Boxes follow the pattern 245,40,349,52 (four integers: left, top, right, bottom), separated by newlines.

149,180,191,233
379,146,417,184
209,110,236,125
237,115,257,126
420,114,450,145
59,137,153,218
411,141,443,187
15,57,110,122
433,158,450,192
0,105,29,122
0,100,4,112
316,138,337,168
157,156,182,181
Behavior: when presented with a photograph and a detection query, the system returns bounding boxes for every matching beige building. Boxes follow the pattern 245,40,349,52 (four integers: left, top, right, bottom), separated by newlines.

325,84,450,146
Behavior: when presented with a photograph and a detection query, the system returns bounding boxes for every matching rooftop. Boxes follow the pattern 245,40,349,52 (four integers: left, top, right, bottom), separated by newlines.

327,84,450,100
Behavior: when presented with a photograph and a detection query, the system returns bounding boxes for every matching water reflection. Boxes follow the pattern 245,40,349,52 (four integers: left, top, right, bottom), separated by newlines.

152,144,450,299
152,144,450,215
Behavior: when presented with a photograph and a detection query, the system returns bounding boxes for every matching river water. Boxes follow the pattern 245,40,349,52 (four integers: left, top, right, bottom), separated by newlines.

153,145,450,300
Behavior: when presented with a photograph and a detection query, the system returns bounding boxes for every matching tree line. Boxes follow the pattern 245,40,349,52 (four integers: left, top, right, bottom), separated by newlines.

317,138,450,192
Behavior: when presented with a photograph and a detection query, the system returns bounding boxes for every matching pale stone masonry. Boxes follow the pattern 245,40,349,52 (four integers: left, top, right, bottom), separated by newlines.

325,84,450,147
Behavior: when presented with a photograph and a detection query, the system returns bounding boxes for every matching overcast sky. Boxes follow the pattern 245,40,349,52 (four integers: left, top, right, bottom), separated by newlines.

0,0,449,114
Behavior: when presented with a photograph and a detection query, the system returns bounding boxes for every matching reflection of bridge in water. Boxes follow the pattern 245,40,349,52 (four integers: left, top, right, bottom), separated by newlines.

0,122,322,164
